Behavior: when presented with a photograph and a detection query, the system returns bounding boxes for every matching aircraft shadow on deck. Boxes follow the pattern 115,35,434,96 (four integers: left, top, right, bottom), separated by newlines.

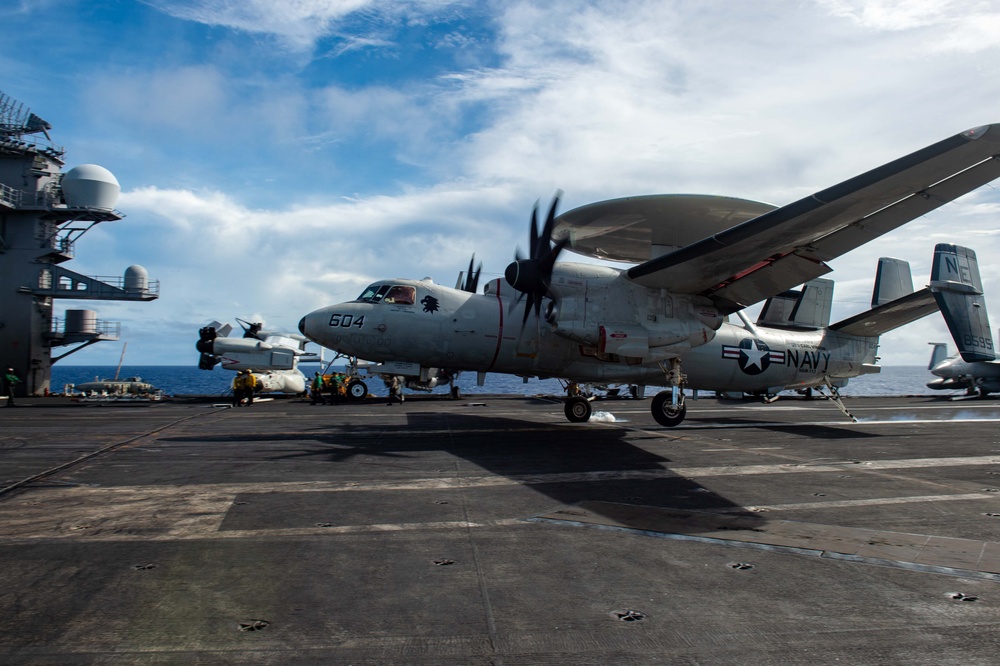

158,408,767,535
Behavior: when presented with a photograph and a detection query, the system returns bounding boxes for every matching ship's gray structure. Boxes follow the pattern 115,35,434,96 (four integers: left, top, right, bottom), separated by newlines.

0,91,158,396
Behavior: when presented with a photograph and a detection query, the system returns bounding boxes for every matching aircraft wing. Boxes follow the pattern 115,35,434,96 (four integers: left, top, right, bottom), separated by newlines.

626,125,1000,314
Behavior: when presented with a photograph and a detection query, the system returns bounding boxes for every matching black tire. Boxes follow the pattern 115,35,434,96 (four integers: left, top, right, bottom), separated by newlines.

565,396,593,423
451,385,461,399
346,379,368,401
651,391,686,427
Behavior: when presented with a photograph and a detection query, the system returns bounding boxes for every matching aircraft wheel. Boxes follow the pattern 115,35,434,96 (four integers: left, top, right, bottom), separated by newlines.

565,396,593,422
651,391,686,427
451,385,461,400
346,379,368,401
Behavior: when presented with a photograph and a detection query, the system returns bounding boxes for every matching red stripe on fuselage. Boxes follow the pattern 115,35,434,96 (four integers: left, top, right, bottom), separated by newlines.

487,282,506,371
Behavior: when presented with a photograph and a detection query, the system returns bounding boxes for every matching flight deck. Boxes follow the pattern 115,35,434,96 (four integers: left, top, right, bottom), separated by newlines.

2,394,1000,664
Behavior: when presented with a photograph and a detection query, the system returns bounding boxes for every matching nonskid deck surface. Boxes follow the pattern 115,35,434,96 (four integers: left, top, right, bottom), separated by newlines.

2,394,1000,664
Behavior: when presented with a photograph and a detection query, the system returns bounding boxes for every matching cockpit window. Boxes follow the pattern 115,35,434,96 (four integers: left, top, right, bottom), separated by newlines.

356,283,415,305
383,285,415,305
357,284,392,303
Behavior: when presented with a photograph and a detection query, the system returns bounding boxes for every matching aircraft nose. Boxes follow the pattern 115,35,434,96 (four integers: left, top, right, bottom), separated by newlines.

298,316,307,337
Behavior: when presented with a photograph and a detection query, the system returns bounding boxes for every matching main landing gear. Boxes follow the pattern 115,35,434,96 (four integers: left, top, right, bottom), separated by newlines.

564,395,593,422
650,390,686,427
562,358,690,427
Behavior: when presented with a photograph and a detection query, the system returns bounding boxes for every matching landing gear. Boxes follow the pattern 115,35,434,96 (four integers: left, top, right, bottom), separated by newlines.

346,379,368,401
651,391,686,427
451,384,461,399
565,396,593,422
651,356,688,427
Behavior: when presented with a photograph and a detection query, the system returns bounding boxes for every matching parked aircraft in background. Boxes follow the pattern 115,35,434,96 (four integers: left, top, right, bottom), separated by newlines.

300,124,1000,425
196,318,314,395
927,329,998,396
926,342,1000,395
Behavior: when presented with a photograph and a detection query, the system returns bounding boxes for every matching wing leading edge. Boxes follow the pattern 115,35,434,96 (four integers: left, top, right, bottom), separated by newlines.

627,124,1000,314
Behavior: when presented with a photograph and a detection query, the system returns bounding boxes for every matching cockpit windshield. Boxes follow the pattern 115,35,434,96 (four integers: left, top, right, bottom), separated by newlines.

356,283,416,305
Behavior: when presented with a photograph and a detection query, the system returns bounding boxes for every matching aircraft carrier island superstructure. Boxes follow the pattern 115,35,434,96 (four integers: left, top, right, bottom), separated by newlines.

0,90,158,396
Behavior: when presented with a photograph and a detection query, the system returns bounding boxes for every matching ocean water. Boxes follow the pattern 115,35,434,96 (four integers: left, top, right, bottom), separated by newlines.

50,365,941,398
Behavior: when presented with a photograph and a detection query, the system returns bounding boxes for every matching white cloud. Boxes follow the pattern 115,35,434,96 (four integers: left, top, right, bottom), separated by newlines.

816,0,1000,52
818,0,956,30
145,0,470,51
146,0,373,49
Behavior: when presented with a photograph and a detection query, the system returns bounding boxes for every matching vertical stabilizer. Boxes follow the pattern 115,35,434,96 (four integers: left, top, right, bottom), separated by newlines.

757,290,799,326
927,342,949,370
790,278,833,328
930,243,995,362
757,278,833,328
872,258,914,306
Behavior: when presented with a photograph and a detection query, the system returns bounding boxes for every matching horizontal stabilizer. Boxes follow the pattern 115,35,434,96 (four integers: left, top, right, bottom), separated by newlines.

830,288,937,337
872,257,914,306
930,243,995,362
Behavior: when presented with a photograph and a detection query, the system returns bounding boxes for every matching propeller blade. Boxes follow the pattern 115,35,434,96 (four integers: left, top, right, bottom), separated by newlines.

505,192,565,327
469,260,482,294
459,254,483,293
529,202,539,260
537,193,560,258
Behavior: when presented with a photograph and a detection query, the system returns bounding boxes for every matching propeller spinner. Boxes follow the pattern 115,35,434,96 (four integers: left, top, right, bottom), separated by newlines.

504,194,569,325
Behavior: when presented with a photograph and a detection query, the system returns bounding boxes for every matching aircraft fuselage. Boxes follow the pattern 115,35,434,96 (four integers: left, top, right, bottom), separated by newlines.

299,267,879,394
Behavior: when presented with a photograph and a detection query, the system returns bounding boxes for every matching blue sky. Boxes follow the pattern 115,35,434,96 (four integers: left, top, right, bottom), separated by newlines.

3,0,1000,367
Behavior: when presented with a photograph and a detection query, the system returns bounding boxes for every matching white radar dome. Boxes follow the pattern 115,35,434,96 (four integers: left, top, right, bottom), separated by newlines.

62,164,121,210
124,265,149,293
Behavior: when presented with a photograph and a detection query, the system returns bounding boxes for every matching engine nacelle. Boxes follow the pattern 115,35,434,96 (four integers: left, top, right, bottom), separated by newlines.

546,296,600,345
599,316,718,361
691,301,723,331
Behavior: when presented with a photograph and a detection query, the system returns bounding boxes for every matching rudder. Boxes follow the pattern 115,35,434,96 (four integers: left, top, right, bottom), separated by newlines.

930,243,995,362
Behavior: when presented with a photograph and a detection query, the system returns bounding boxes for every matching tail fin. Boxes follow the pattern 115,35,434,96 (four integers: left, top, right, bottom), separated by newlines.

757,278,833,329
872,257,914,306
208,321,234,338
927,342,949,370
930,243,995,362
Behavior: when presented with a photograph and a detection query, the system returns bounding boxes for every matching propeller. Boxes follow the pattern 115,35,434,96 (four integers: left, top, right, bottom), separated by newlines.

237,317,264,340
459,254,483,293
504,193,569,325
196,325,220,369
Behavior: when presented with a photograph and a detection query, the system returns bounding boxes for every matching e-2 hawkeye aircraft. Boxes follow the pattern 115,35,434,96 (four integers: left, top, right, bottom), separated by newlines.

196,318,314,394
299,124,1000,425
